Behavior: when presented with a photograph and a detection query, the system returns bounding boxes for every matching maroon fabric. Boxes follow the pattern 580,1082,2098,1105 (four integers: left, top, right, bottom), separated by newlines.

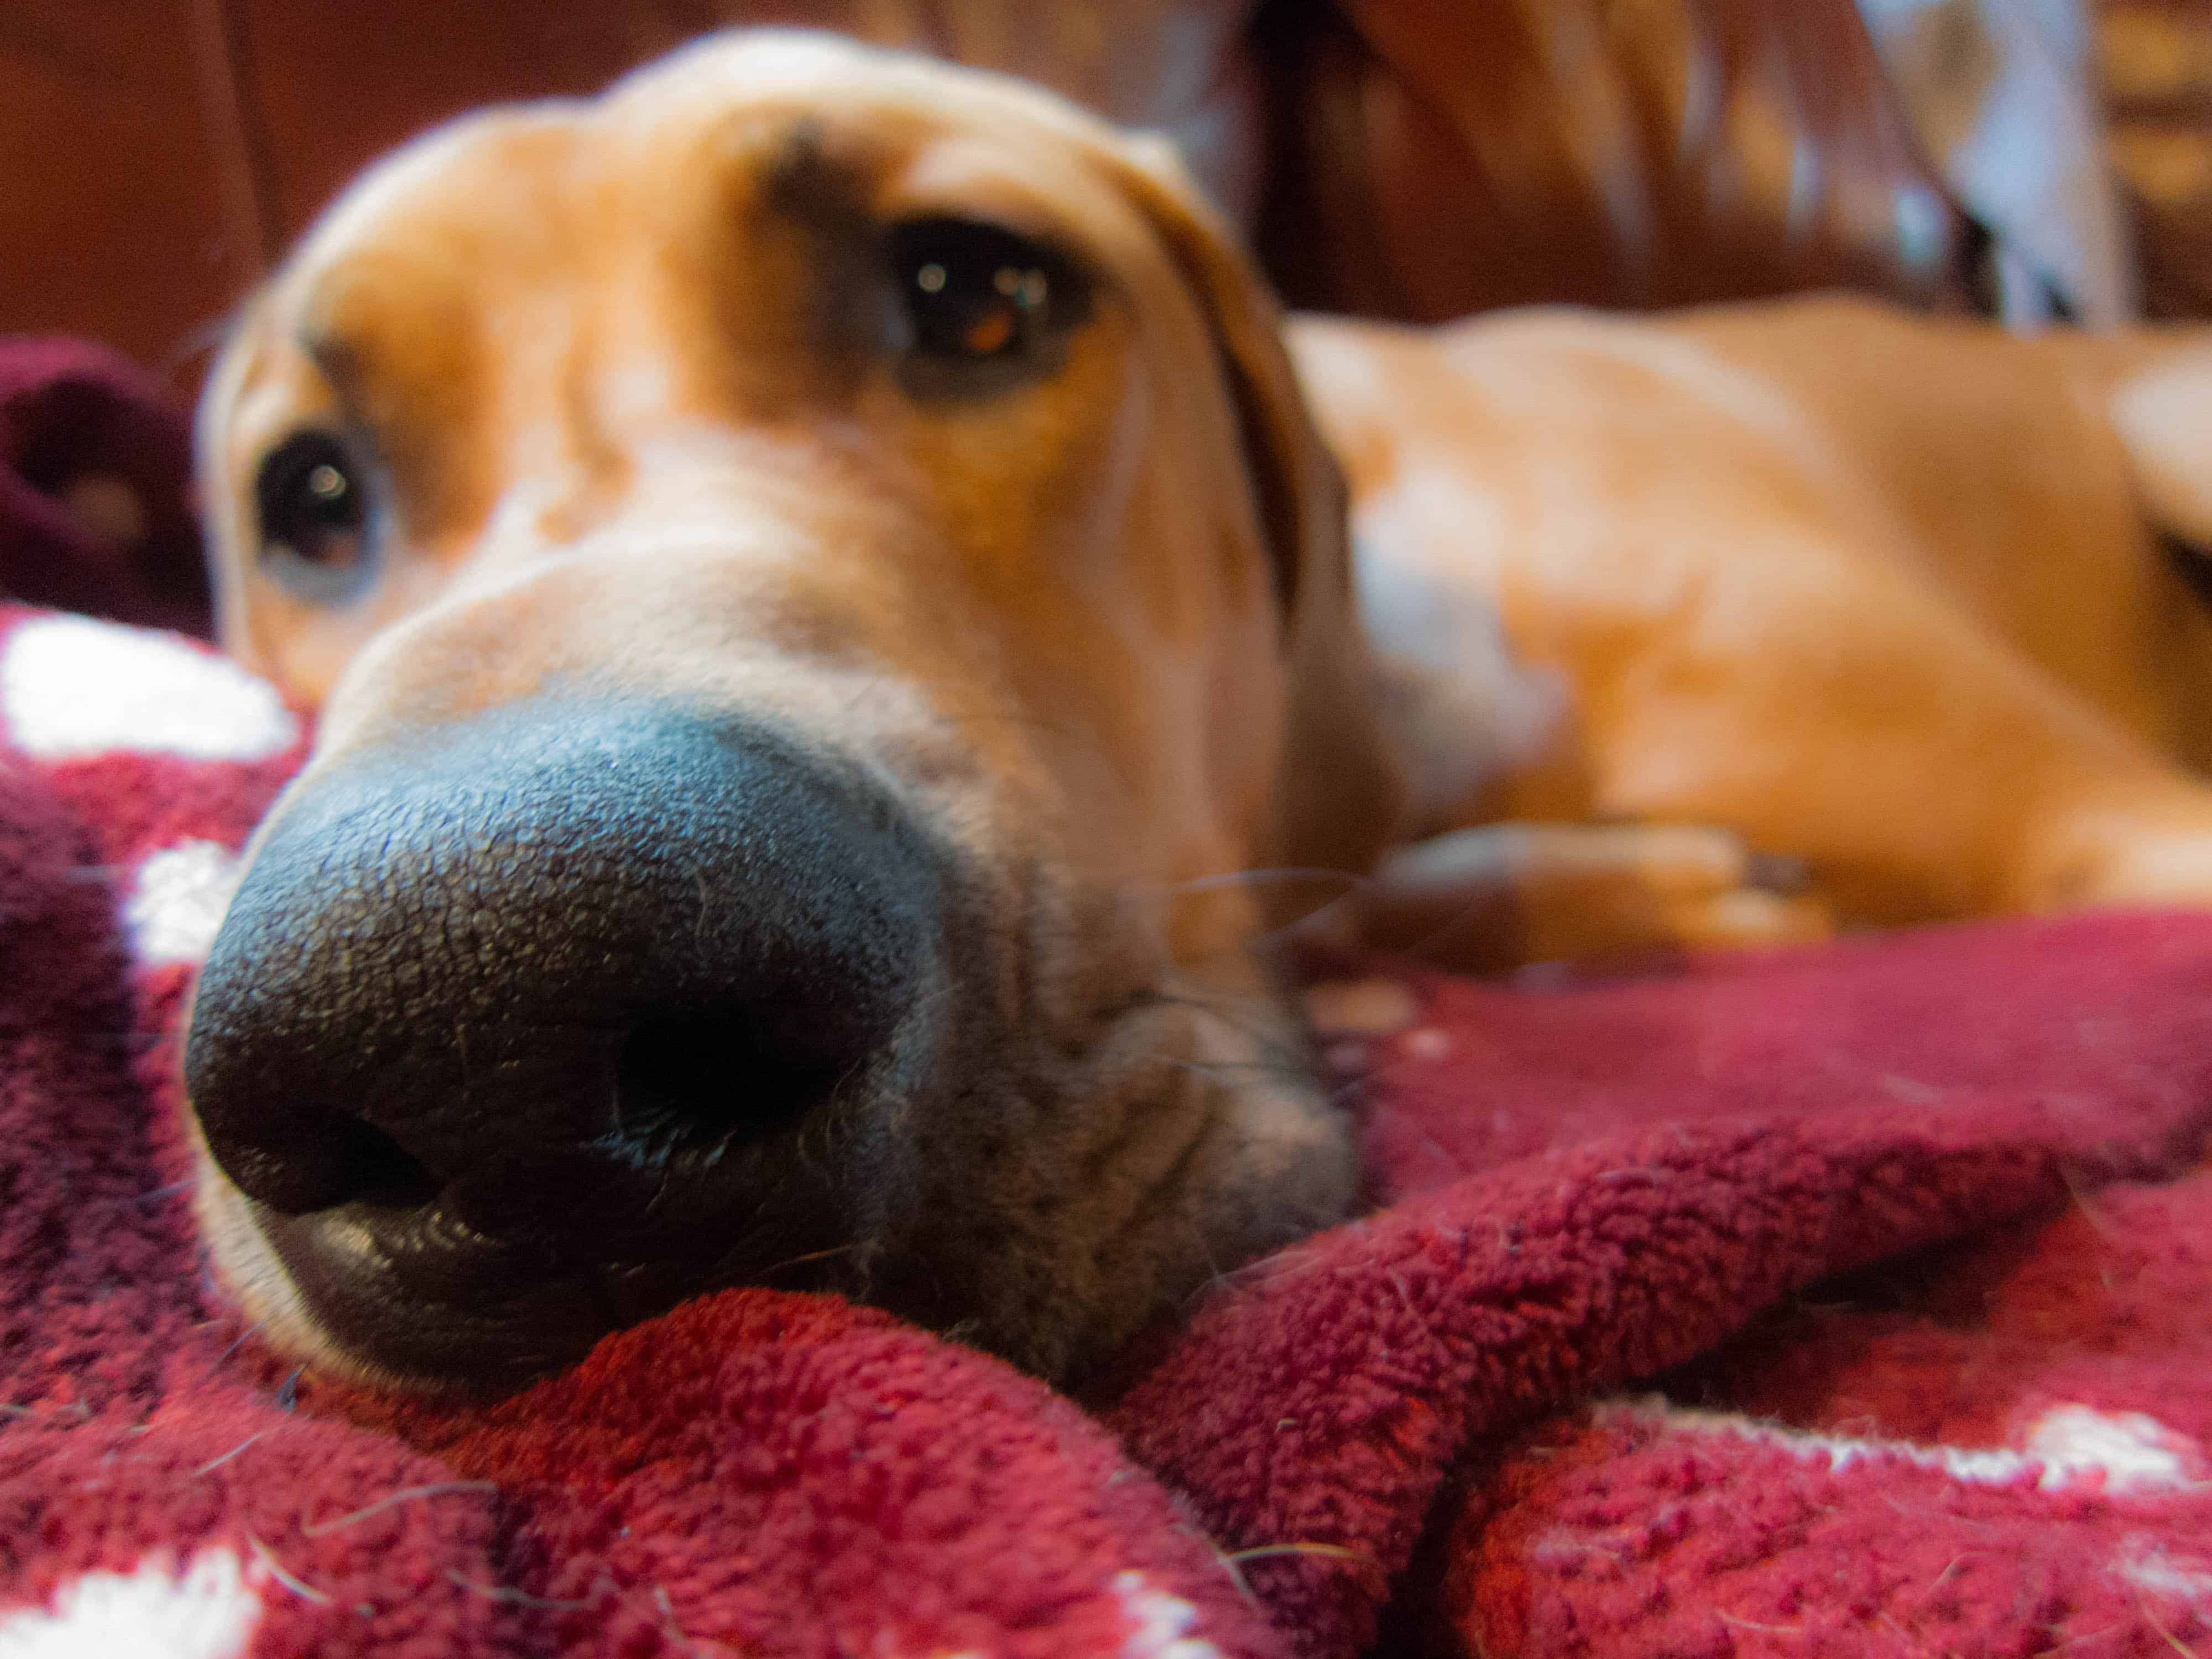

1433,1172,2212,1658
0,338,211,638
1107,932,2212,1657
1,593,2209,1656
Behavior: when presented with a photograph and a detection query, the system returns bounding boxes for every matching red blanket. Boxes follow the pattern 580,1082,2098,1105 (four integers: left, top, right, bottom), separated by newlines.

0,337,210,639
3,338,2210,1658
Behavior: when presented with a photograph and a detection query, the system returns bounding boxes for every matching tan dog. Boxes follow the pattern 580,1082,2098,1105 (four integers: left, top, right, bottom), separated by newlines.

188,32,1397,1392
1298,300,2212,962
185,32,2212,1393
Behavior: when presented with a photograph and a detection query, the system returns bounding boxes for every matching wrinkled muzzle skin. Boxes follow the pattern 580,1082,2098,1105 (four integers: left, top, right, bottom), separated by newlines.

184,32,1406,1391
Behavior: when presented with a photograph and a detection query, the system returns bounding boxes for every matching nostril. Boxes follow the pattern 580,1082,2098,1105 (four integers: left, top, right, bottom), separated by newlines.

340,1118,442,1211
214,1113,440,1217
613,1011,846,1154
184,703,936,1357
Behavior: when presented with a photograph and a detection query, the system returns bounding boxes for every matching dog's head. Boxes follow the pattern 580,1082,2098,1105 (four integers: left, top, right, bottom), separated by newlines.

185,32,1407,1390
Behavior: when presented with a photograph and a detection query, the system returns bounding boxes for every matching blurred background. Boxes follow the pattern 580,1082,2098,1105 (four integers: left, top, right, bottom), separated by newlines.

3,0,2211,384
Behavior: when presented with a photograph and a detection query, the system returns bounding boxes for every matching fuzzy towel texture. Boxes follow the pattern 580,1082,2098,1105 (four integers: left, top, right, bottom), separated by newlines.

2,336,2211,1657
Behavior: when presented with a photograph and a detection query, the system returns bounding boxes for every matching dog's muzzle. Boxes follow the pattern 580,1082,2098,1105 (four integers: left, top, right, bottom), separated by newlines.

185,700,948,1384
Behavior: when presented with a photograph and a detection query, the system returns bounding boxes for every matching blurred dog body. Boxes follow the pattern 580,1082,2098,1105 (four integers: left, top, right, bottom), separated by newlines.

1301,298,2212,961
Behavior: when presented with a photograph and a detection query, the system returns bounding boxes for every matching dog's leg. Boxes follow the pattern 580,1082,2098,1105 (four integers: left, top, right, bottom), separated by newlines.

1312,821,1833,972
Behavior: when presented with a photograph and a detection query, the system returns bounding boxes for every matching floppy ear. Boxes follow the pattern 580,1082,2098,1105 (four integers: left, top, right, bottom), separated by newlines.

1104,135,1411,889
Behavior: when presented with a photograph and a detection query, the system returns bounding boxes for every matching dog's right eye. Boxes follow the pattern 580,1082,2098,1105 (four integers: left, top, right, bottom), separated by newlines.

888,217,1092,397
254,432,373,599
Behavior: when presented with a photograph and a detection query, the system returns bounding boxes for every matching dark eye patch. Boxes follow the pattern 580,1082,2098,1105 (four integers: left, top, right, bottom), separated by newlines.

886,216,1093,398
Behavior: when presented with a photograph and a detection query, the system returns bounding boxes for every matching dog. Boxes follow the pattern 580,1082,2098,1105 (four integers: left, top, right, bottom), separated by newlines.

184,30,2212,1394
1299,300,2212,956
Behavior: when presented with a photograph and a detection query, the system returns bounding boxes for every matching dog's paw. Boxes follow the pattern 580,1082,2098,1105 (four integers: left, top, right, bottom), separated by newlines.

1343,821,1833,970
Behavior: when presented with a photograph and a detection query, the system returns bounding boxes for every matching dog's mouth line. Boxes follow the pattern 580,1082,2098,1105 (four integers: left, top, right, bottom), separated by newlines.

254,1190,835,1347
233,1079,874,1338
255,1160,848,1282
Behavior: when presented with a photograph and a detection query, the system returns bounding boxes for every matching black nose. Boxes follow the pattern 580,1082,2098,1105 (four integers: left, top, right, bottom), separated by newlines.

185,701,943,1379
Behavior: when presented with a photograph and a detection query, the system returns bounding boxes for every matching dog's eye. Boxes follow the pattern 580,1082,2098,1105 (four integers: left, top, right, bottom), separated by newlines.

889,217,1090,391
254,432,373,598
